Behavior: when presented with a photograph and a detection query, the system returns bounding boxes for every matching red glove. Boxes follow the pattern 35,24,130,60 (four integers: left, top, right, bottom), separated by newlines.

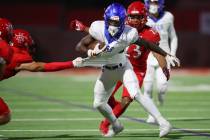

70,20,86,31
162,67,170,81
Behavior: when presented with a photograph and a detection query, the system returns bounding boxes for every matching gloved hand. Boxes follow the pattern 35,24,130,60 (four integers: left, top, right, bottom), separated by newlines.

72,57,84,67
70,20,86,31
165,54,180,68
162,67,170,81
87,43,106,57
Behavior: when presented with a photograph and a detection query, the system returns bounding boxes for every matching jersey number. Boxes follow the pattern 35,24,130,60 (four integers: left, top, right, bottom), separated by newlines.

126,45,141,59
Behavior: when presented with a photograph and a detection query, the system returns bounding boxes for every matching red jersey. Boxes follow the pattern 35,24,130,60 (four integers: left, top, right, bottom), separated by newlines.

2,47,33,80
0,40,13,64
125,26,160,73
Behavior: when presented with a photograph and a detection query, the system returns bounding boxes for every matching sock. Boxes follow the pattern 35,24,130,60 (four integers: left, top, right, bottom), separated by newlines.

97,103,117,124
103,101,126,126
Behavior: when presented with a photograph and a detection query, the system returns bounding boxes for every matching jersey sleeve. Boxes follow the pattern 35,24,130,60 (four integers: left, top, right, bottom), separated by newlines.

43,61,74,72
89,21,104,42
168,13,178,56
146,29,160,44
127,28,139,44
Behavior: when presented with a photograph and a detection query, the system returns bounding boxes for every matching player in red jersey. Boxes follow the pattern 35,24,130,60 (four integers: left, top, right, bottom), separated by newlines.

70,2,174,136
5,29,82,76
0,18,13,125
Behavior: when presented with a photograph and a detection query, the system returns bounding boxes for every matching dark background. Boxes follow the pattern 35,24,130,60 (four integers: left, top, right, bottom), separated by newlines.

1,0,210,67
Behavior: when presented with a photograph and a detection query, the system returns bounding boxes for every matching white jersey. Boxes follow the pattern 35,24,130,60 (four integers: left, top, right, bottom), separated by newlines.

86,20,139,67
146,11,178,66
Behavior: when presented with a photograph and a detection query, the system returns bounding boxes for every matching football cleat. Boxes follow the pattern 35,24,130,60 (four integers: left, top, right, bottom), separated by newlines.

159,118,172,138
103,119,124,137
99,121,109,135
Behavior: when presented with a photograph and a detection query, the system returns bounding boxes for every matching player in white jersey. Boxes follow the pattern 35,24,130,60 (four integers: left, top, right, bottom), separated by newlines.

76,3,179,137
143,0,178,123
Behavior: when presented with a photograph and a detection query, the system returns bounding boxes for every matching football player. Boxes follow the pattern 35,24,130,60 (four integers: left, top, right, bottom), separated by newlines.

144,0,178,123
9,29,82,74
0,18,13,125
71,2,171,135
71,3,179,137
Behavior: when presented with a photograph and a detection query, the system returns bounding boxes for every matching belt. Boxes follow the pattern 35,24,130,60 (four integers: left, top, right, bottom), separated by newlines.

103,63,123,70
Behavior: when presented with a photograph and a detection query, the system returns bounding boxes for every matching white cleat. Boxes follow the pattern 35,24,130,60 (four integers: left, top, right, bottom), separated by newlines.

146,115,157,124
159,119,172,138
103,120,124,137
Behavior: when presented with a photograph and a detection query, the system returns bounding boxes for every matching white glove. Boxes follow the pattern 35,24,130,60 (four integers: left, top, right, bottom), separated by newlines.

72,57,84,67
87,43,106,57
165,54,180,68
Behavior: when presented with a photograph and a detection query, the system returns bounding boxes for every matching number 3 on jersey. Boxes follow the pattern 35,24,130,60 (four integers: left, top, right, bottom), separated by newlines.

125,44,141,59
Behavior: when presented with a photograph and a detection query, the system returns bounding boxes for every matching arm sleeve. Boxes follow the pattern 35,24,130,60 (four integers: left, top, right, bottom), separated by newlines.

43,61,74,72
168,14,178,56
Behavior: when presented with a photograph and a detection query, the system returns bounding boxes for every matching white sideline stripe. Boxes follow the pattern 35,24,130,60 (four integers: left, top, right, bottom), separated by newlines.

12,117,210,122
0,129,210,132
12,108,210,112
169,84,210,92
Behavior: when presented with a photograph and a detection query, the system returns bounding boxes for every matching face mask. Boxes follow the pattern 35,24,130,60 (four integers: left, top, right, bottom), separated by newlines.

149,4,158,14
108,25,119,36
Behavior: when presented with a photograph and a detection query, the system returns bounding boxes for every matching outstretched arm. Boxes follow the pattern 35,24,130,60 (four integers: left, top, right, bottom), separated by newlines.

16,61,75,72
134,38,167,57
152,52,170,80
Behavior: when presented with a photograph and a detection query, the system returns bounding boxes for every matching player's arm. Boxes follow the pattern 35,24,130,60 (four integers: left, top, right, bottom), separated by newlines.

70,20,89,33
16,57,83,72
76,34,96,54
0,57,6,79
134,38,168,57
152,52,170,80
15,61,73,72
169,16,178,56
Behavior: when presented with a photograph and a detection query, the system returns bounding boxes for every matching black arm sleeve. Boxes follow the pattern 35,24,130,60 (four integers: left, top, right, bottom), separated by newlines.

134,38,168,57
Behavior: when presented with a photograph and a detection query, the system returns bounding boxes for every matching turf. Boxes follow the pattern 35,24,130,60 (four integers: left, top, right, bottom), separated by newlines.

0,71,210,140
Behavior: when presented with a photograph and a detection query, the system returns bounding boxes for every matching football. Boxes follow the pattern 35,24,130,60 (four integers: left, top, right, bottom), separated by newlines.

87,40,105,50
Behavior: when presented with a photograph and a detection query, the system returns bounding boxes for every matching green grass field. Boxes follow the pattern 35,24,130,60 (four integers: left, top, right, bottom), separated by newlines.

1,70,210,140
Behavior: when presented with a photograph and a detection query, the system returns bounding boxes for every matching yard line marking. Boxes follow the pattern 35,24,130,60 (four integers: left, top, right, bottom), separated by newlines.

0,129,210,132
12,117,210,122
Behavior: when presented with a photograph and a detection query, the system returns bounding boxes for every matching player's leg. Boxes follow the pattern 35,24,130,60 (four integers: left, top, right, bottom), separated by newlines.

143,64,155,99
156,67,168,106
93,70,123,137
0,98,11,125
123,63,171,137
100,81,123,134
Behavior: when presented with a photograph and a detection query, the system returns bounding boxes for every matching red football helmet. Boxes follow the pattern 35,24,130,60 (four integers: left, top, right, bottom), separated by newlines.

127,1,147,31
11,29,34,52
0,18,13,43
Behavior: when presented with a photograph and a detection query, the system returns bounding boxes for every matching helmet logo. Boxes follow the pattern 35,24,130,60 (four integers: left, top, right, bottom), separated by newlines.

131,10,140,14
110,16,120,21
15,33,25,44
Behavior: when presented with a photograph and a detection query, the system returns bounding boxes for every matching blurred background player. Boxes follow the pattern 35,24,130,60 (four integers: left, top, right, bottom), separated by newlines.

0,18,13,125
143,0,178,123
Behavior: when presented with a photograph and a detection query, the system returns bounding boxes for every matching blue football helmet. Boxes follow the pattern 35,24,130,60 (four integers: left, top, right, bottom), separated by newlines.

104,3,126,43
144,0,165,14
